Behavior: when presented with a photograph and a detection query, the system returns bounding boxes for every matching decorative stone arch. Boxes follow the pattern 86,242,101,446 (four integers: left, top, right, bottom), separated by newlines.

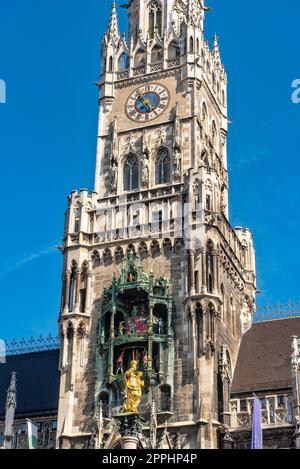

114,246,124,264
103,248,113,266
163,238,173,256
91,250,101,268
126,243,136,257
138,241,148,260
150,239,161,257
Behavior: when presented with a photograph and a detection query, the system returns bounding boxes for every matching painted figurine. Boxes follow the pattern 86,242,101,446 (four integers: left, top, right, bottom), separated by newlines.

116,351,125,375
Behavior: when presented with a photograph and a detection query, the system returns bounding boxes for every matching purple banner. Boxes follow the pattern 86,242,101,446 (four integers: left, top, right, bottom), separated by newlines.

251,395,263,449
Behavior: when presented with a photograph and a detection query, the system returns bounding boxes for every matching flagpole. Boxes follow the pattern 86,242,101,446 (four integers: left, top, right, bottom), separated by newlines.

251,394,263,450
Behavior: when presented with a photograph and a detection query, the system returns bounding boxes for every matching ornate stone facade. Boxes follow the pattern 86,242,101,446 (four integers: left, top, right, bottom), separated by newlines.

56,0,256,449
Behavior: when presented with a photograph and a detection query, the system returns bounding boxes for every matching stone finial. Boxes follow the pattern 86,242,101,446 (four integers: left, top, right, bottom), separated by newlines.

107,1,120,45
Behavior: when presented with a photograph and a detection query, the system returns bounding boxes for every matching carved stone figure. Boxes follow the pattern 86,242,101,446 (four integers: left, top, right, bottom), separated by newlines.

141,156,149,185
123,360,144,413
110,161,118,190
174,148,181,175
158,128,167,146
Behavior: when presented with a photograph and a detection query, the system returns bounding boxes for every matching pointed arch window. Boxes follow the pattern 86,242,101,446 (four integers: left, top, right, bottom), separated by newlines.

149,1,162,39
108,56,113,72
123,155,139,191
155,149,170,185
118,52,129,71
189,36,194,53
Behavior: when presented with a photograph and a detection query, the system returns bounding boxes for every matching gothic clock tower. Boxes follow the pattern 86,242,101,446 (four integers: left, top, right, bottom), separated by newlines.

57,0,256,449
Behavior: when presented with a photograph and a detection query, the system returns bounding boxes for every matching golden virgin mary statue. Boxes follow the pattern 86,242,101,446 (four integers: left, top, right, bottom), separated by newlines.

123,360,144,414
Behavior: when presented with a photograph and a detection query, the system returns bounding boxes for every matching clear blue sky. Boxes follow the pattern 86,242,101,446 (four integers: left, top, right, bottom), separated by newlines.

0,0,299,341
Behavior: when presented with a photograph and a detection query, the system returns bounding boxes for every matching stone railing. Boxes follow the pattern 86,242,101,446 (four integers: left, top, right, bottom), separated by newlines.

166,58,180,68
231,394,294,430
116,69,129,80
149,61,163,72
133,65,146,76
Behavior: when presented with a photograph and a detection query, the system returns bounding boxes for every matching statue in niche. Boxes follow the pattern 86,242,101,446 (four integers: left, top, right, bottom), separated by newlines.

142,349,148,370
129,318,137,335
118,321,125,336
174,148,181,176
158,128,167,146
128,132,136,152
116,350,125,375
110,160,118,191
141,156,149,185
123,360,144,414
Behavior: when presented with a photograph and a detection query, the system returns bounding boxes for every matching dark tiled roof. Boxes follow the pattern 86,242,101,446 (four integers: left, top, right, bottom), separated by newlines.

232,318,300,394
0,349,60,419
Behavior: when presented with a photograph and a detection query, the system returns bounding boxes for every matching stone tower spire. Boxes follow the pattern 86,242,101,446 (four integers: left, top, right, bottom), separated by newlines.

212,33,221,64
4,372,17,449
107,1,120,45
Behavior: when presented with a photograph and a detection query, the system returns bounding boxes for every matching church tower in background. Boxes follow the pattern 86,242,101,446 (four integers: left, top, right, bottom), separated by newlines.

57,0,256,449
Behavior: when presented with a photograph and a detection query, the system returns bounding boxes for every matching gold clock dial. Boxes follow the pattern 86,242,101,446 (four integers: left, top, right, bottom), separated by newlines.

126,83,170,122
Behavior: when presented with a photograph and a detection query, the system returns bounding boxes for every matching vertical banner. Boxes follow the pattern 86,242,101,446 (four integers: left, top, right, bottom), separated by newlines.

27,419,38,449
251,395,263,450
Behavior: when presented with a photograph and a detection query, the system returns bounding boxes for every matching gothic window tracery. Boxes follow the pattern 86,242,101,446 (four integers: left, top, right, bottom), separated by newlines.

155,149,171,185
173,0,187,35
149,1,162,39
123,155,140,191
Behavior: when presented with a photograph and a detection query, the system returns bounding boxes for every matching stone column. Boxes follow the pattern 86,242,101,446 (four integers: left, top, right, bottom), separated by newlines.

117,414,143,449
201,248,207,294
64,270,71,312
148,304,154,372
74,270,81,311
120,436,139,450
108,301,116,380
212,251,218,295
85,272,92,315
189,251,195,295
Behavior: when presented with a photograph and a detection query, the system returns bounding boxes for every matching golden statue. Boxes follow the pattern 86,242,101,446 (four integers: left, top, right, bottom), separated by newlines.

123,360,144,414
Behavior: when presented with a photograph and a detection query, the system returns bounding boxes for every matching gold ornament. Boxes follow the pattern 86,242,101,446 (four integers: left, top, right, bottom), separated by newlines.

123,360,144,414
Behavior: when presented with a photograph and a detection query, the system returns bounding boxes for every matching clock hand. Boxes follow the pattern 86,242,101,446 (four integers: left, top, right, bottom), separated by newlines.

138,94,152,112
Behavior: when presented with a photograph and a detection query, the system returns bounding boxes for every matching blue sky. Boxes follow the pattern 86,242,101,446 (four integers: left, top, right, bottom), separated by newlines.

0,0,299,341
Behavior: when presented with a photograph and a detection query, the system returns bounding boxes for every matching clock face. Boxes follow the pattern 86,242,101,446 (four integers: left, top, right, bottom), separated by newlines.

126,84,170,122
